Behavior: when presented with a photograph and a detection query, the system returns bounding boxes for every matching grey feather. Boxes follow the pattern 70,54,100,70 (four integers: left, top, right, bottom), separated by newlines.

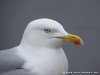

0,47,25,73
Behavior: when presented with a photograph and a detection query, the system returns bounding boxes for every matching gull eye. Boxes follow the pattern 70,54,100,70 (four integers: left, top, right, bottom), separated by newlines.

44,28,51,33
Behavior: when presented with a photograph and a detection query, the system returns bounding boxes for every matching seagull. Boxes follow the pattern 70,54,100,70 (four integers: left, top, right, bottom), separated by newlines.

0,18,83,75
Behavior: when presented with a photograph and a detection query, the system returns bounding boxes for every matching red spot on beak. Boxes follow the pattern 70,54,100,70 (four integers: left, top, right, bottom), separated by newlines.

74,41,80,45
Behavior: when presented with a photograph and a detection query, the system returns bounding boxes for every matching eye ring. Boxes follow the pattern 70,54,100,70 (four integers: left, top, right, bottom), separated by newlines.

44,28,51,33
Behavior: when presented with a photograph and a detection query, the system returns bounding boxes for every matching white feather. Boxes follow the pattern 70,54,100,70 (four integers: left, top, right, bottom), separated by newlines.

16,18,68,75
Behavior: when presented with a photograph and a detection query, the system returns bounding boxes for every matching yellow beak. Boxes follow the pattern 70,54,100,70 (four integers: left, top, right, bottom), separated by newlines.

57,33,84,45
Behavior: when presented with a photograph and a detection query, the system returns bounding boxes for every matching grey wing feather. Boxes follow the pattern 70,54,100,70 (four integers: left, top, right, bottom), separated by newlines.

0,69,32,75
0,47,25,73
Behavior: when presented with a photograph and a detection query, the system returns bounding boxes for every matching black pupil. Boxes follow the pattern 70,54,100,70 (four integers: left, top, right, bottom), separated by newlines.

45,29,50,33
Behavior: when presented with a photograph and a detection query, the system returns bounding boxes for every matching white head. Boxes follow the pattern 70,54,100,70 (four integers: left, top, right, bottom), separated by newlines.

20,18,83,49
21,18,68,48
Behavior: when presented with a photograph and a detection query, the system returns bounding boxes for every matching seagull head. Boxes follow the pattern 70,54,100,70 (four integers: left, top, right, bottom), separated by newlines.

21,18,83,48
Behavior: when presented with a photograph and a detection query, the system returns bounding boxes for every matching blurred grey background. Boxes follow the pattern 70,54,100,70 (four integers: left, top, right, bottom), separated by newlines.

0,0,100,74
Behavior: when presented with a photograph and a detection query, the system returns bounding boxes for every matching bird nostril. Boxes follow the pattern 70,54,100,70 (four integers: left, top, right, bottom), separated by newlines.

72,37,75,39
